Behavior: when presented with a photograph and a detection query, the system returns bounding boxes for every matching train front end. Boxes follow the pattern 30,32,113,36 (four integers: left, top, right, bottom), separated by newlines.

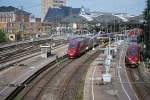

126,45,140,67
127,55,139,65
67,41,79,58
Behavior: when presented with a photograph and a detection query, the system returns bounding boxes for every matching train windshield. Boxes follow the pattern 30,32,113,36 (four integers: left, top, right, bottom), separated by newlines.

128,48,137,56
69,44,76,48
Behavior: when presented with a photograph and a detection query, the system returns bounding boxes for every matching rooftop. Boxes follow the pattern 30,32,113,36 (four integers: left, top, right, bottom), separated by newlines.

44,6,81,22
0,6,31,15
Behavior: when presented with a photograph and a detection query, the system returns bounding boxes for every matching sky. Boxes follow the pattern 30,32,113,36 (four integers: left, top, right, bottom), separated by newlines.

0,0,146,17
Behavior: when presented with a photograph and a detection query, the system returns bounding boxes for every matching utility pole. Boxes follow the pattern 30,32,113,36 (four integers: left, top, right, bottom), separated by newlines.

113,15,116,32
102,35,112,83
19,6,24,40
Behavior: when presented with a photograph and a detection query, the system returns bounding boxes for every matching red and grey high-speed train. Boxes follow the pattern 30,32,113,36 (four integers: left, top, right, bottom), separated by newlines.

125,44,140,67
67,37,89,58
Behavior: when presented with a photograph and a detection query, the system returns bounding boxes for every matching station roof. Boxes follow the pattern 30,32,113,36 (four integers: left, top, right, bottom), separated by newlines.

93,14,123,24
61,15,87,23
128,15,144,24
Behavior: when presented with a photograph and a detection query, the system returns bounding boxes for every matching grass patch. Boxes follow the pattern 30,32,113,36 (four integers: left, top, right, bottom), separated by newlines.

75,64,90,100
14,94,22,100
75,78,85,100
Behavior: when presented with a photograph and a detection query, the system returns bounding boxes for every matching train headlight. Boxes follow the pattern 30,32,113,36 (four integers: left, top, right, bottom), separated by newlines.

128,57,132,61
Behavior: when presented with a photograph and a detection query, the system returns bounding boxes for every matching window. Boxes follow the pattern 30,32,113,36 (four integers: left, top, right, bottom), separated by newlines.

128,48,137,56
69,44,76,48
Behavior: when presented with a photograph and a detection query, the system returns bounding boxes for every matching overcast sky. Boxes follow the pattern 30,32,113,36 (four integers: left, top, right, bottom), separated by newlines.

0,0,146,17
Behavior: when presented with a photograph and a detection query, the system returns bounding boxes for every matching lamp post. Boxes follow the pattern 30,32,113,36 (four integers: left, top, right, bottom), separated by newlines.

92,30,96,50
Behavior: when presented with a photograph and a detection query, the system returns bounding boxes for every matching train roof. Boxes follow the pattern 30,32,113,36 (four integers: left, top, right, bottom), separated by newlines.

128,44,139,47
127,44,140,50
69,37,88,42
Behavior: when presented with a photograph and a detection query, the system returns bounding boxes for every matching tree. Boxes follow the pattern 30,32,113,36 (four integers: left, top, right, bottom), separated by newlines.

0,29,7,43
143,0,150,58
143,0,150,21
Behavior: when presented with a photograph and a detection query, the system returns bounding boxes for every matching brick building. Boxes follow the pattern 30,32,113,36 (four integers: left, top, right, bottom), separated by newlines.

0,6,30,33
27,18,55,36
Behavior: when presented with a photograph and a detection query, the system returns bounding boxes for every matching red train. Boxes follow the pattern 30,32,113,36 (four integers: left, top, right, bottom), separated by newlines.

67,37,89,58
125,44,140,67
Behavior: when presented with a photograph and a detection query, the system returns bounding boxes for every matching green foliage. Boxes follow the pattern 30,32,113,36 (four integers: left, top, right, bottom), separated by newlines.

0,30,7,43
144,0,150,23
143,0,150,58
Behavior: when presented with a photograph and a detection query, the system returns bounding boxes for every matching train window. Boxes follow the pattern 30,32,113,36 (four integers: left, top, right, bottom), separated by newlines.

69,44,76,48
128,49,137,56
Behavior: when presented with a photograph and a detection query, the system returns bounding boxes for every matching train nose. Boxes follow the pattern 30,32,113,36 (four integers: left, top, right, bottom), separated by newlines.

128,57,138,63
67,49,77,57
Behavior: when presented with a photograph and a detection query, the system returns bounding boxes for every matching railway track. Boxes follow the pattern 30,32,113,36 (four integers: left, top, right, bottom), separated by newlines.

0,46,40,64
0,40,67,64
0,38,53,51
7,49,101,100
126,67,150,100
0,45,28,55
60,51,101,100
0,39,65,54
17,58,73,100
119,43,150,100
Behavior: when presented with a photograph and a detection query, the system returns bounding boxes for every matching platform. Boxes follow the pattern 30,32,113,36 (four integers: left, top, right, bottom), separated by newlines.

0,45,68,100
83,43,138,100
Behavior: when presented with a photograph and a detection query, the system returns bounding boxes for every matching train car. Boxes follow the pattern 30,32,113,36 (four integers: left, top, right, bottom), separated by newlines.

87,36,98,49
125,44,140,67
67,37,89,58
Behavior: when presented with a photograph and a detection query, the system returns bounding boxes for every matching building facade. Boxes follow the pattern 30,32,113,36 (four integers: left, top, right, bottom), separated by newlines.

41,0,66,21
0,6,30,33
27,19,55,36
